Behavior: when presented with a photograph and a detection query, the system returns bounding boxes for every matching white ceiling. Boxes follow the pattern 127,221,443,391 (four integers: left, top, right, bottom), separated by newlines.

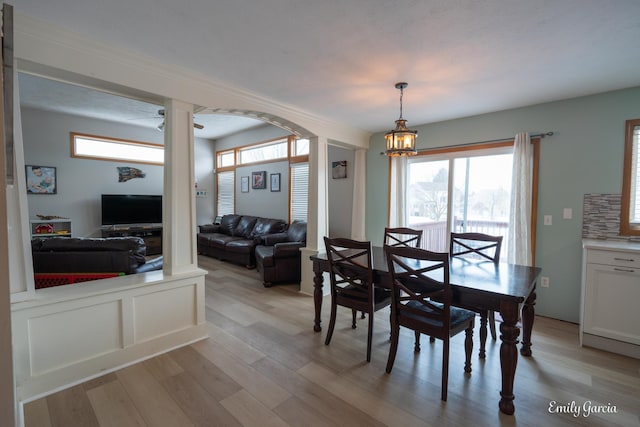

13,0,640,137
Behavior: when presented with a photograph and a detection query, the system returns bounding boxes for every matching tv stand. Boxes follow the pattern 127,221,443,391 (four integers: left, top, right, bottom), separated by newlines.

101,224,162,255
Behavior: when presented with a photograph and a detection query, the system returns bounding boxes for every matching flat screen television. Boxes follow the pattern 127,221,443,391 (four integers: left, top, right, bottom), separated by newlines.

101,194,162,225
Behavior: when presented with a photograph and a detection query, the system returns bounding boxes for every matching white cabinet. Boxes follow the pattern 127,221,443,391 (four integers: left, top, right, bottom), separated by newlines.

30,218,72,238
581,240,640,358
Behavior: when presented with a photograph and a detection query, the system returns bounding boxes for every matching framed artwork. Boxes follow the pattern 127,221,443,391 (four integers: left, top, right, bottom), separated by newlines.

26,165,57,194
252,171,267,189
332,160,347,179
270,173,281,192
241,176,250,193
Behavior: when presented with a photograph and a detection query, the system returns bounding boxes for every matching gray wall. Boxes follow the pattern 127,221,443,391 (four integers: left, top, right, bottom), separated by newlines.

366,86,640,323
21,107,215,236
328,145,355,237
215,124,292,221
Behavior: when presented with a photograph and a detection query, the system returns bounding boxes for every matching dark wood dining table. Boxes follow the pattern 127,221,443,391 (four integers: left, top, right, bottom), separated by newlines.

310,246,541,415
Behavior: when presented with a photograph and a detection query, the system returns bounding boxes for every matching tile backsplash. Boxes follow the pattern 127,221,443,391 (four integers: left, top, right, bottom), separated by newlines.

582,194,640,242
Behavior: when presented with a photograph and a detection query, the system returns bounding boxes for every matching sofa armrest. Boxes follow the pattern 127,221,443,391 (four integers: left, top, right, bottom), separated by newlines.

261,232,289,246
273,242,304,257
199,224,221,233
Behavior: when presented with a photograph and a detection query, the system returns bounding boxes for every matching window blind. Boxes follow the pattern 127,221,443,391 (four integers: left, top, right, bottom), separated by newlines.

217,171,235,216
290,163,309,222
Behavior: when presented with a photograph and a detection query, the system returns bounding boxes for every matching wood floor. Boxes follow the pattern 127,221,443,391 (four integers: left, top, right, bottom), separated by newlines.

23,255,640,427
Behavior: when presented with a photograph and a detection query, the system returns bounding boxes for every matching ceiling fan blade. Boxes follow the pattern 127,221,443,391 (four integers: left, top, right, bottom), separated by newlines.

193,123,204,130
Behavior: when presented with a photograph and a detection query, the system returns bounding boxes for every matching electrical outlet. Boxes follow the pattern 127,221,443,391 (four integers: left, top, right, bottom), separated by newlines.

544,215,552,226
541,276,549,288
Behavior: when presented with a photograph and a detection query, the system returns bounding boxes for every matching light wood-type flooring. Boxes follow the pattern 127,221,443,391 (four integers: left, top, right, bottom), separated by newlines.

23,255,640,426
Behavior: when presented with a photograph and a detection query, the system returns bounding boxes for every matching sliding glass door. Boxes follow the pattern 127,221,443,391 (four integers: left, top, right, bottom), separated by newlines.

406,147,513,253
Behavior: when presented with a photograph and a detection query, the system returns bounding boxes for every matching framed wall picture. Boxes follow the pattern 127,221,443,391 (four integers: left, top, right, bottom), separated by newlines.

241,176,250,193
270,173,281,192
332,160,347,179
26,165,57,194
252,171,267,189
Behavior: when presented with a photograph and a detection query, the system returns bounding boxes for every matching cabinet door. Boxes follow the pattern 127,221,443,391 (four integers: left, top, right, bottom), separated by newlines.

583,263,640,345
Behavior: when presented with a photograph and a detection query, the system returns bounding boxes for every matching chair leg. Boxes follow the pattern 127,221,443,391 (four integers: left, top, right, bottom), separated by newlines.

479,312,488,359
414,331,421,352
464,324,474,373
361,311,366,319
366,311,374,362
488,310,497,340
325,302,337,346
351,309,357,329
386,324,400,373
441,337,449,401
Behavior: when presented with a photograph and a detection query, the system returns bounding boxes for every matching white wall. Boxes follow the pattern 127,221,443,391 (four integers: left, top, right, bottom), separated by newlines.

21,107,215,236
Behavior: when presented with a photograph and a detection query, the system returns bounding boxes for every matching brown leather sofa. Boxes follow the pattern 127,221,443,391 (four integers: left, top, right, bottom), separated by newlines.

197,214,287,268
31,236,163,288
255,220,307,287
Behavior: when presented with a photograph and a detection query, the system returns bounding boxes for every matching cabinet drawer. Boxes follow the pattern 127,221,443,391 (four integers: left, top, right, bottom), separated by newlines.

587,249,640,269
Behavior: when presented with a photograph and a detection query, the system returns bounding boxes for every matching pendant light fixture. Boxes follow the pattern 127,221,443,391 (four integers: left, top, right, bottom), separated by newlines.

384,82,418,156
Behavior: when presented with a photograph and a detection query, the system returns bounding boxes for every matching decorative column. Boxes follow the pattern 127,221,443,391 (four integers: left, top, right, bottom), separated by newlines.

299,135,329,296
163,100,198,275
351,148,367,240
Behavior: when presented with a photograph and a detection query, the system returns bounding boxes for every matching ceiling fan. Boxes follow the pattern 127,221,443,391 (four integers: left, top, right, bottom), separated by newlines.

156,109,204,131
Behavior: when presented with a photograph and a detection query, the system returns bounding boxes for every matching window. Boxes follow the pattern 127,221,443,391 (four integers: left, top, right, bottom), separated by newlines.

218,150,235,168
238,138,288,164
71,133,163,165
621,118,640,235
292,138,310,156
216,171,235,216
290,162,309,221
405,145,513,253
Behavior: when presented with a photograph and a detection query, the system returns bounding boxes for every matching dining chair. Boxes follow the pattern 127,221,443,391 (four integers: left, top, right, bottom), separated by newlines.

384,227,423,248
449,232,503,358
323,237,392,362
384,245,474,401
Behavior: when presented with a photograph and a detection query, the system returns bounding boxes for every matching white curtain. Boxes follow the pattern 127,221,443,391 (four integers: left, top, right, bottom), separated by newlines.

507,132,533,266
389,156,407,227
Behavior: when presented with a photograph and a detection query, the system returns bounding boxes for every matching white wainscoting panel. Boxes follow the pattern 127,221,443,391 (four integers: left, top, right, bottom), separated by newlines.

133,285,196,342
11,269,207,402
28,300,122,376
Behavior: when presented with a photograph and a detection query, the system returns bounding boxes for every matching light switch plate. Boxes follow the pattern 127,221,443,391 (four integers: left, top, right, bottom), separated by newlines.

563,208,573,219
544,215,552,225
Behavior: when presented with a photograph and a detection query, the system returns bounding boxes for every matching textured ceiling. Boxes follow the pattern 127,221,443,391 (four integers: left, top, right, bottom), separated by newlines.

13,0,640,136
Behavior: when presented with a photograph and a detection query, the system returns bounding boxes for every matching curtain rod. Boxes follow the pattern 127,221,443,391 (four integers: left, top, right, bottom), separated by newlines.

380,131,554,155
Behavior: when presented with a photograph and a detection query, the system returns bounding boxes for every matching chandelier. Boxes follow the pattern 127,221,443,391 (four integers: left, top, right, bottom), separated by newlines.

384,82,417,156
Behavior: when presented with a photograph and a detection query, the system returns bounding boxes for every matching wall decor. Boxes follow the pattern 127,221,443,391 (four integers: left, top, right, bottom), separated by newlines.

270,173,281,192
241,176,250,193
252,171,267,189
117,166,146,182
26,165,57,194
332,160,347,179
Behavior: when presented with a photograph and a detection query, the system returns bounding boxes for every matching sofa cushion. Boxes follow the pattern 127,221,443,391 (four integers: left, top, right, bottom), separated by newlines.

205,234,242,249
219,214,241,235
250,217,287,239
287,220,307,243
225,238,258,254
255,245,275,267
233,216,258,238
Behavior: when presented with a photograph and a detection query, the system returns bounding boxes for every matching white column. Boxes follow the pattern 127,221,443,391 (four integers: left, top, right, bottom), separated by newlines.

351,148,367,240
299,135,329,296
163,100,198,275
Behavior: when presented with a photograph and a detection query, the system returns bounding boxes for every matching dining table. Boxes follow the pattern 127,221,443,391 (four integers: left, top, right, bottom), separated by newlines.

310,246,541,416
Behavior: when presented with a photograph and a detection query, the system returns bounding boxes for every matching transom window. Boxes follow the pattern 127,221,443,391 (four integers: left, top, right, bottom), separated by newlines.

71,132,163,165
